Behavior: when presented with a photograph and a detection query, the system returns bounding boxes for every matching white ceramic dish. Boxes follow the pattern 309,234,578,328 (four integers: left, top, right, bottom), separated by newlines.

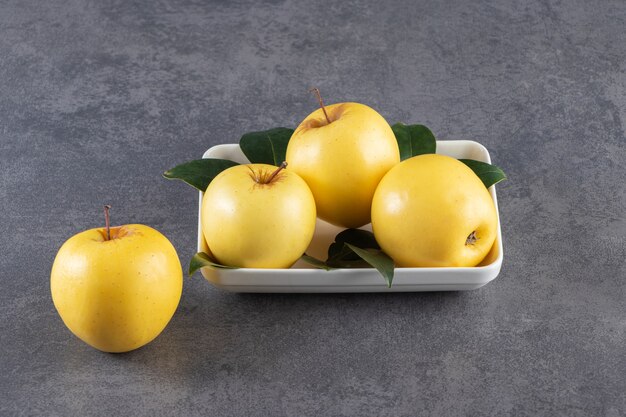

197,140,503,292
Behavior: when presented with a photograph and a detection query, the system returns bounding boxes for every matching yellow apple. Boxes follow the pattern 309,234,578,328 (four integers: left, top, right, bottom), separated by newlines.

286,101,400,228
51,221,182,353
201,162,316,268
371,154,498,267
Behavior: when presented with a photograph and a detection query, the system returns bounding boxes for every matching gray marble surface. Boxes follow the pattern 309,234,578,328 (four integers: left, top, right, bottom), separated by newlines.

1,0,625,416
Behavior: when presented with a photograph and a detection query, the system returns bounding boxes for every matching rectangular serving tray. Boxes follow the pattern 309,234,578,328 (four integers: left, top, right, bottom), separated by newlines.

197,140,503,292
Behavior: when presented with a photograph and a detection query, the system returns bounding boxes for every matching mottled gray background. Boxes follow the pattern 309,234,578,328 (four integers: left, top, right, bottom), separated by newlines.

1,0,625,416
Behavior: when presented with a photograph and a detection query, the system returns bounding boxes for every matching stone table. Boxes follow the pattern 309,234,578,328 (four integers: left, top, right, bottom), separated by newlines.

1,0,624,415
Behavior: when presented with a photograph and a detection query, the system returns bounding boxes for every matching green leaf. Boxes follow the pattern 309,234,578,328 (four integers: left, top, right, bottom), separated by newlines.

301,229,396,285
327,228,380,263
345,244,395,288
301,254,336,270
189,252,238,276
391,123,437,160
333,228,380,248
325,230,395,286
459,159,507,189
163,159,239,191
327,245,371,268
239,127,294,166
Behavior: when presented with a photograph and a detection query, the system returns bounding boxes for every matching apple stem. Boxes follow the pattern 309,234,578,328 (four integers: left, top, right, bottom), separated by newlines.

103,205,112,241
265,161,288,184
309,87,331,124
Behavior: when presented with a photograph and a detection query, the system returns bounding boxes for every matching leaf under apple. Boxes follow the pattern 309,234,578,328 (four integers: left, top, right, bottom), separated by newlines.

163,158,239,191
302,229,396,288
459,159,507,188
189,252,238,275
391,123,437,160
239,127,294,166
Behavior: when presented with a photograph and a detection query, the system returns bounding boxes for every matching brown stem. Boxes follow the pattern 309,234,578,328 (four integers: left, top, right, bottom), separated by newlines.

103,205,112,241
265,161,288,184
308,87,331,124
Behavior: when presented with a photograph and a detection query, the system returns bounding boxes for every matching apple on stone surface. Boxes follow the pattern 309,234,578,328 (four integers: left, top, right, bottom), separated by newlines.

201,162,316,268
50,206,183,353
286,90,400,229
371,154,498,267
